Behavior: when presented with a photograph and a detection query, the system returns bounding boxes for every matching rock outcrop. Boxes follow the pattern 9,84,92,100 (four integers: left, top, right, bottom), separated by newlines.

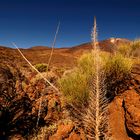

0,63,140,140
0,65,62,139
123,90,140,137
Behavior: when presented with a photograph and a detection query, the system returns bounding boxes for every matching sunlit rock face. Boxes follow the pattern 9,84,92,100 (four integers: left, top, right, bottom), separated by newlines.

110,38,116,43
109,37,129,44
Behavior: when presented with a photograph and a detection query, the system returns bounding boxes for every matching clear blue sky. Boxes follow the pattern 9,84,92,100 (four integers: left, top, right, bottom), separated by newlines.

0,0,140,48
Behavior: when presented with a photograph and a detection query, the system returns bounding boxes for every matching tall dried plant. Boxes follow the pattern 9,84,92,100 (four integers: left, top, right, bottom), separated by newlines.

36,22,60,128
82,17,109,140
12,22,61,139
12,43,59,93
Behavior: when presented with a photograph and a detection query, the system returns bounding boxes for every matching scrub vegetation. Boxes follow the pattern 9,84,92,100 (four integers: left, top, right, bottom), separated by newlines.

59,18,133,139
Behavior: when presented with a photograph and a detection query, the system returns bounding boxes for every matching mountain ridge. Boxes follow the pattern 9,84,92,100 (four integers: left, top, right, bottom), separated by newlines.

0,37,130,50
0,38,131,67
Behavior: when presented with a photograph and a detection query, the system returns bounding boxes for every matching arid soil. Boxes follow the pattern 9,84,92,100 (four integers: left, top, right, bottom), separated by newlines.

0,38,140,140
0,38,131,68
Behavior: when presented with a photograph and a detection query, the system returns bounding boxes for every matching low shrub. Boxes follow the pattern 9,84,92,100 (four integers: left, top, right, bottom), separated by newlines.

117,43,131,57
104,53,132,78
78,52,95,76
130,39,140,57
117,39,140,57
35,63,48,72
104,53,132,98
59,51,133,106
59,69,89,106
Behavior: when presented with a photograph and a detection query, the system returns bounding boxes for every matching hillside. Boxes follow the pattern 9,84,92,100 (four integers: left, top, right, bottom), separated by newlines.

0,38,130,68
0,38,140,140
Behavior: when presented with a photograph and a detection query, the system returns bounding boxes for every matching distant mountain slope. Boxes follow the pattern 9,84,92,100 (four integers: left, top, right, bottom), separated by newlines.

64,38,130,55
29,46,50,50
0,38,131,68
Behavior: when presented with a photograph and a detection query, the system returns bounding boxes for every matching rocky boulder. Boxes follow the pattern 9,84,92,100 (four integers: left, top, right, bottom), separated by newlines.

123,90,140,137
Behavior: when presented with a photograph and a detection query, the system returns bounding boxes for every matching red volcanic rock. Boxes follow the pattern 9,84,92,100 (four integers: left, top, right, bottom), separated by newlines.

66,132,81,140
49,122,74,140
108,96,131,140
49,121,86,140
123,90,140,136
44,94,61,123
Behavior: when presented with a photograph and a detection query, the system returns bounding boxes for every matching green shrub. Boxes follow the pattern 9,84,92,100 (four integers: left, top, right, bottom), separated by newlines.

130,39,140,57
131,39,140,51
117,43,131,57
78,52,95,76
59,69,89,106
104,53,132,78
117,39,140,57
104,53,132,98
35,63,48,72
59,52,133,106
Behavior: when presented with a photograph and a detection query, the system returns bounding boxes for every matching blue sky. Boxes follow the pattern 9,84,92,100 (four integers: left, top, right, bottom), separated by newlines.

0,0,140,48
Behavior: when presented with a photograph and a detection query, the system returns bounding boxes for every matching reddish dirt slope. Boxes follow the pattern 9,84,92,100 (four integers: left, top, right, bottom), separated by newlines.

0,38,130,68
